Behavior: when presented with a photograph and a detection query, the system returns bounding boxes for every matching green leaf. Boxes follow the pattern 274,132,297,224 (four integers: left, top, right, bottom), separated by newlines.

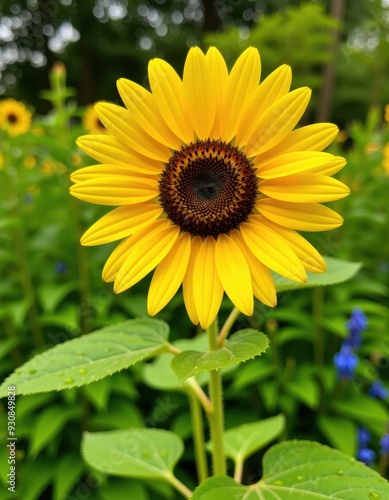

0,319,170,396
274,257,362,292
29,405,80,458
53,453,84,500
331,395,389,435
317,415,357,456
100,478,149,500
82,428,183,479
0,338,19,360
192,441,389,499
285,377,319,409
219,415,286,462
171,329,269,384
19,457,53,500
89,398,143,430
82,377,111,411
37,281,79,313
231,358,275,390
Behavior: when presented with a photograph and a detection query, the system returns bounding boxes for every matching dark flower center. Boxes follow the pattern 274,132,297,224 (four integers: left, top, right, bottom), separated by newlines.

7,113,18,123
159,140,258,238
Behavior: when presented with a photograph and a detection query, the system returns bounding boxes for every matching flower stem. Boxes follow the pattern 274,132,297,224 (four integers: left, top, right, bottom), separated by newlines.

207,318,226,476
187,388,209,483
234,457,244,483
187,378,212,415
313,286,324,365
217,306,240,347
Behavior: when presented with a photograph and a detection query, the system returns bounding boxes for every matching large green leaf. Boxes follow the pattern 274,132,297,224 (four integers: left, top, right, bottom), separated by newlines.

0,319,170,396
170,329,269,384
82,428,183,480
218,414,285,462
274,257,361,292
317,415,357,456
192,441,389,499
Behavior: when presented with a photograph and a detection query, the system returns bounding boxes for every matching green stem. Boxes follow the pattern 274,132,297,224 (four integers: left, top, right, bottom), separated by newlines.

187,389,209,483
234,458,244,483
187,378,212,415
217,306,240,347
313,286,324,366
207,318,226,476
166,474,193,499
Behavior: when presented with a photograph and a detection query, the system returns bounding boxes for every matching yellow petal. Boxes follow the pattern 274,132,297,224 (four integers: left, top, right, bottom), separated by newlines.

261,220,326,273
76,135,164,174
304,156,346,176
231,229,276,307
183,236,202,325
254,123,339,163
240,216,307,283
70,164,154,183
193,236,224,329
81,204,163,246
117,79,181,150
114,221,179,293
70,175,158,206
148,58,193,144
96,102,170,162
256,152,336,179
259,174,350,203
148,232,191,315
215,234,253,316
245,88,311,157
183,47,216,140
219,47,261,143
205,47,228,140
256,199,344,231
236,64,291,146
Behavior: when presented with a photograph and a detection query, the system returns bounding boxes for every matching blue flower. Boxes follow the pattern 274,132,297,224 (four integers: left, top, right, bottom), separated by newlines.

358,427,371,448
345,308,367,349
55,262,67,274
369,381,389,401
357,447,376,465
333,343,359,379
381,434,389,455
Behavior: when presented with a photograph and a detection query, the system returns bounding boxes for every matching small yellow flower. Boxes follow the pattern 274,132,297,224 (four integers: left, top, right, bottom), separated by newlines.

384,104,389,123
24,156,36,169
382,143,389,174
71,153,83,167
365,142,380,154
336,130,348,143
0,98,32,136
83,103,107,134
71,47,349,329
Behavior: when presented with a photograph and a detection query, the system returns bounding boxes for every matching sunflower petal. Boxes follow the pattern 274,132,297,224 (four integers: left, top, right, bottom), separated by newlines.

237,64,292,146
241,216,307,283
70,175,158,205
205,47,228,140
76,135,164,174
148,232,191,315
183,236,202,325
231,229,276,307
117,78,181,150
70,164,155,183
245,87,311,157
102,236,134,283
256,152,336,179
254,123,339,163
215,234,253,316
261,220,326,273
148,58,193,144
193,237,224,329
256,199,344,231
96,102,170,162
219,47,261,143
259,173,350,203
81,204,163,246
183,47,216,140
114,221,179,293
304,156,346,176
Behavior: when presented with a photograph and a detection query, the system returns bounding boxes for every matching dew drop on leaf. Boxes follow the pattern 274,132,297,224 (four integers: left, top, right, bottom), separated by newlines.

65,378,74,384
369,494,380,500
15,369,22,375
349,457,356,464
28,368,37,375
142,450,152,458
296,476,304,482
78,368,87,375
336,469,344,476
272,480,283,486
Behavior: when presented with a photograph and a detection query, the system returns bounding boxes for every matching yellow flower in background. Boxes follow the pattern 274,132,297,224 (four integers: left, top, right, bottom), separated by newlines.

365,142,380,155
83,103,107,134
385,104,389,123
382,143,389,174
0,98,32,136
71,47,349,329
24,156,36,169
0,152,3,169
336,130,348,143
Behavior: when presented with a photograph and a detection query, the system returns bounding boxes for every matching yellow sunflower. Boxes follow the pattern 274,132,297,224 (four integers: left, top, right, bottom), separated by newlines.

70,47,349,329
83,103,107,134
0,98,32,137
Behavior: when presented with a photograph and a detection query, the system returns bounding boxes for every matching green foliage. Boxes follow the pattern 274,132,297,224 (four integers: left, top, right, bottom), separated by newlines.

193,441,389,499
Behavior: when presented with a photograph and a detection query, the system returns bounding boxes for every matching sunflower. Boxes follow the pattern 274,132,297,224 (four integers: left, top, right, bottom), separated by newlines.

70,47,349,329
83,103,107,134
0,98,32,137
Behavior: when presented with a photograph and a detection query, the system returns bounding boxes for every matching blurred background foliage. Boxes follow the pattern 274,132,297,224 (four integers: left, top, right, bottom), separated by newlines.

0,1,389,499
